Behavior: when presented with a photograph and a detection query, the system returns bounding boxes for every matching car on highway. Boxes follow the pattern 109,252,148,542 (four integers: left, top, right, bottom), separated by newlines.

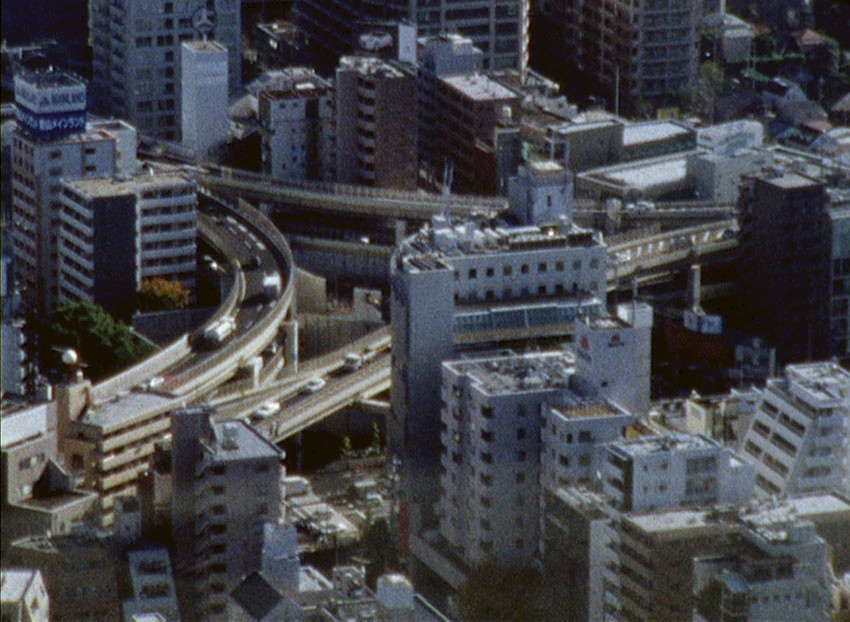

304,377,326,393
254,401,280,419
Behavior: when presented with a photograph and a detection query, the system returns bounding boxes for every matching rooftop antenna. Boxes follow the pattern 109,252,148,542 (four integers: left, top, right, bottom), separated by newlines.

440,161,454,220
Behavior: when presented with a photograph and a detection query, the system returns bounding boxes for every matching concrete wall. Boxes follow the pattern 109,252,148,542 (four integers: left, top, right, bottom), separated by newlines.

132,307,216,345
298,314,383,359
295,268,327,314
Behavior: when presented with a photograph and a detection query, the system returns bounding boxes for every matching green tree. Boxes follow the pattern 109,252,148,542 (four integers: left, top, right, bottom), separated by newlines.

137,277,190,311
41,301,155,380
341,436,355,459
370,421,382,455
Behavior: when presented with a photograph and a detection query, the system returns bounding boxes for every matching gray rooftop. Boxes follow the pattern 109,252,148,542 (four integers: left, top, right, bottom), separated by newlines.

609,433,718,457
0,569,39,603
623,121,692,146
441,73,519,101
445,351,574,395
210,420,280,462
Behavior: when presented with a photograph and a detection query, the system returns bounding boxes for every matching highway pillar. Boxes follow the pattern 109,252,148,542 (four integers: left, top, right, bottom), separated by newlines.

282,320,298,376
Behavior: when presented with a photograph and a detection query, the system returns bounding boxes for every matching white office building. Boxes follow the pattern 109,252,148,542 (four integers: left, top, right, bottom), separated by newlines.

91,0,241,140
57,171,197,317
741,362,850,498
9,70,138,314
391,217,607,525
603,434,756,513
258,68,334,182
181,40,229,158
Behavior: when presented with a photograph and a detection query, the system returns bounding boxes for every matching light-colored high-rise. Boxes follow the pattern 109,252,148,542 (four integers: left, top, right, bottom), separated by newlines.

181,40,229,158
91,0,241,140
741,362,850,498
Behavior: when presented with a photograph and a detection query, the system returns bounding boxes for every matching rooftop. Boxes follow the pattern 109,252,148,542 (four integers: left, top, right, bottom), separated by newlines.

230,572,284,620
755,169,821,189
183,40,226,52
445,351,574,395
591,154,691,191
0,569,39,603
1,403,51,448
441,73,519,102
783,362,850,403
549,393,628,419
63,172,193,199
209,420,280,462
609,433,719,457
402,219,603,266
338,55,407,78
15,70,85,89
257,67,331,98
623,120,692,146
80,391,176,431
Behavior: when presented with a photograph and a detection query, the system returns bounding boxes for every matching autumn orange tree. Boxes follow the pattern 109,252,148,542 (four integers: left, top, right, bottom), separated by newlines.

138,278,190,311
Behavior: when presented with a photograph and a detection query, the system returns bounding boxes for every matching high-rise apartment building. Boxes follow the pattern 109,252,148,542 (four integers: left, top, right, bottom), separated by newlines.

418,34,482,181
181,40,229,157
438,352,574,567
335,56,418,189
172,408,283,620
9,69,137,314
91,0,241,140
740,362,850,499
738,168,850,362
56,171,198,318
259,68,335,182
434,72,522,194
295,0,528,73
534,0,702,112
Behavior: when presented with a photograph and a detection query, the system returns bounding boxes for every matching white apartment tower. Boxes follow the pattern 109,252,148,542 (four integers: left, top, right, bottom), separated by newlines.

172,408,283,620
741,362,850,498
603,434,756,513
91,0,241,140
258,68,335,182
9,70,137,314
438,352,574,567
57,172,197,318
181,40,229,158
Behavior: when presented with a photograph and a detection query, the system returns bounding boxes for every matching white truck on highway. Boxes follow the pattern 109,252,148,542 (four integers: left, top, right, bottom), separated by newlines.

262,272,281,301
202,318,236,348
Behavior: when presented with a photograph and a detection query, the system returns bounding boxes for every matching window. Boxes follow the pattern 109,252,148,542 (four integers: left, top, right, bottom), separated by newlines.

517,428,526,440
578,430,591,443
468,268,477,279
486,267,494,277
516,472,526,483
521,264,529,274
481,430,493,442
481,406,493,419
538,263,547,273
555,261,564,271
559,455,569,467
503,265,512,276
516,450,527,461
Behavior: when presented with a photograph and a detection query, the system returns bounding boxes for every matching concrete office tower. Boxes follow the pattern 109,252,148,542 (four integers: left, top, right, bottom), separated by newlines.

9,69,139,315
335,56,417,190
434,73,522,194
181,40,229,158
91,0,241,141
534,0,702,113
508,160,574,225
172,408,283,620
295,0,528,73
738,168,850,362
0,569,50,622
418,34,482,180
573,302,653,417
259,68,335,182
741,362,850,498
56,172,198,318
603,434,755,513
438,352,574,567
391,218,607,528
693,518,832,622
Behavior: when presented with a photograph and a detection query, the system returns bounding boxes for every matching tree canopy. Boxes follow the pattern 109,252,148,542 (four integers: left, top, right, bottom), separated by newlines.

138,278,190,312
41,301,155,381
